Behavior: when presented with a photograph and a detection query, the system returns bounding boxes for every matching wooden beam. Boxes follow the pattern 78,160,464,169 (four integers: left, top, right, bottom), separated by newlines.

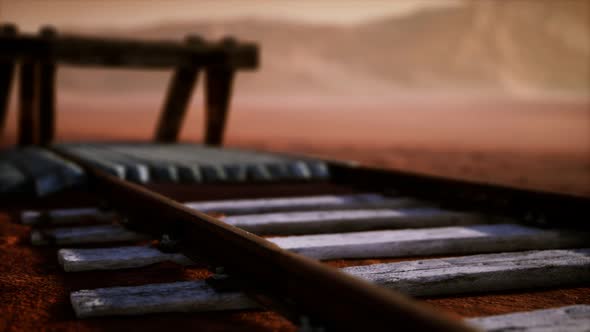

154,67,200,141
204,39,237,146
38,26,57,145
70,280,257,318
41,223,588,258
154,36,202,142
467,305,590,332
61,249,590,300
0,34,258,70
19,193,416,226
2,32,258,146
0,24,18,140
30,224,147,246
59,246,193,272
18,61,37,145
0,63,16,139
20,207,116,226
343,249,590,297
204,67,234,146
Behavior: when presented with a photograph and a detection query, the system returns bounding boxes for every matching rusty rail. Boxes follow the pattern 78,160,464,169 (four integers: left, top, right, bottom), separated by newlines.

327,161,590,228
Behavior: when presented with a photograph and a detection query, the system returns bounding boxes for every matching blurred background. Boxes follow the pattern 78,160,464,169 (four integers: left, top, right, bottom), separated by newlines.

1,0,589,196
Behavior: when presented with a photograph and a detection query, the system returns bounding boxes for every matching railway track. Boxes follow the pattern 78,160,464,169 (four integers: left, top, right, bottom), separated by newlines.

1,143,589,331
1,26,589,331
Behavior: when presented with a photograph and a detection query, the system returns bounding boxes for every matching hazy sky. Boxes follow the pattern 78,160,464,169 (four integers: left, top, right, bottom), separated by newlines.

0,0,461,31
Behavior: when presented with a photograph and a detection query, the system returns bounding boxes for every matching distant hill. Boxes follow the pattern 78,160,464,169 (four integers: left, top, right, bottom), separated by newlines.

58,0,590,98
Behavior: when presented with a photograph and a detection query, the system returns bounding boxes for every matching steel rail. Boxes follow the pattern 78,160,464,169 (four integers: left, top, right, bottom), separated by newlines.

52,149,476,332
221,146,590,228
328,162,590,229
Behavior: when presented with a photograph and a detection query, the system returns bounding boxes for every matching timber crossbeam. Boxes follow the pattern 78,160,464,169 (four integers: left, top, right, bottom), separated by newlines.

0,32,258,69
0,23,258,146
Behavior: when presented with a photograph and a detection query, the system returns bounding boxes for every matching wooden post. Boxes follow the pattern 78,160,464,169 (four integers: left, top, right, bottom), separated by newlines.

204,38,236,146
18,61,37,146
0,24,18,140
154,36,203,142
38,26,57,145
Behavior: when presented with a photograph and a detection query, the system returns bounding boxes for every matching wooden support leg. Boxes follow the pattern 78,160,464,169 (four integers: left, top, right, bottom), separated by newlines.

38,26,57,145
204,67,234,146
154,35,203,143
37,61,56,145
0,62,15,140
18,61,37,146
0,24,18,141
154,66,200,142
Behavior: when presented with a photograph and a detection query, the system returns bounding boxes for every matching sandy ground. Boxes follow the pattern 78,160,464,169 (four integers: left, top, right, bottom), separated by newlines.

1,94,589,196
